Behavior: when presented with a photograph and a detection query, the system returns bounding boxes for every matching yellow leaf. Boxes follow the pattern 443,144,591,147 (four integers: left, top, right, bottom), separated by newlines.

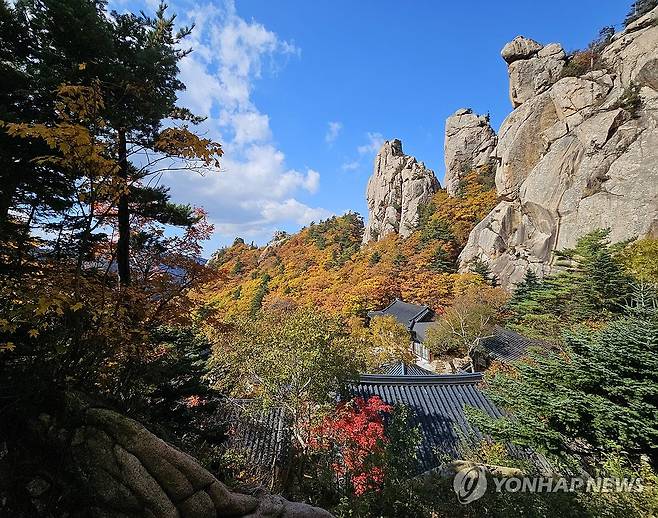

71,302,84,312
1,342,16,352
78,62,87,70
28,329,39,338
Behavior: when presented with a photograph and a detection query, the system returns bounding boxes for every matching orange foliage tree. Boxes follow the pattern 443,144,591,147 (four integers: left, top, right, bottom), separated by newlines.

197,170,498,319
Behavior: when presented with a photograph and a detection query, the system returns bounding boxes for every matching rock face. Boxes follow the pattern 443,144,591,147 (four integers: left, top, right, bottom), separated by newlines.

502,36,566,108
31,394,333,518
444,108,497,196
459,7,658,288
259,230,289,263
363,139,440,243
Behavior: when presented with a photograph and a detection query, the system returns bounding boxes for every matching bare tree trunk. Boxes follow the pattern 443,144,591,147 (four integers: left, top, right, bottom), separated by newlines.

117,129,131,286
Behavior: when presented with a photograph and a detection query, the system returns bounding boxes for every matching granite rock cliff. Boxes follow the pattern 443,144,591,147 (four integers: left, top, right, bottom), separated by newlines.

362,139,440,243
457,7,658,287
443,108,497,196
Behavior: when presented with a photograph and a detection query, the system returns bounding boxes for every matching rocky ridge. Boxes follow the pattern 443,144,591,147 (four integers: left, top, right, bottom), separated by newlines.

457,7,658,287
362,139,440,243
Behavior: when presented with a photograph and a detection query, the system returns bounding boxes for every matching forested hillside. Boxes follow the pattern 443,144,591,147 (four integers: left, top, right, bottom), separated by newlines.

200,171,497,316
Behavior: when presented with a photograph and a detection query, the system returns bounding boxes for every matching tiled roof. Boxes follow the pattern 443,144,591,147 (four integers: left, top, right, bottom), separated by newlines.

384,361,436,376
411,321,434,343
479,326,548,363
367,299,433,329
224,400,290,468
350,372,501,472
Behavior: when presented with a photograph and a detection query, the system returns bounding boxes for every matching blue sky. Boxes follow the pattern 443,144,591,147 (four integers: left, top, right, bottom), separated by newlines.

116,0,629,253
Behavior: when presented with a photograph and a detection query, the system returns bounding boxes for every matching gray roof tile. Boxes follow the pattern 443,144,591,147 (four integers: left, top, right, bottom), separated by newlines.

384,361,436,376
367,299,433,328
350,372,501,472
479,326,550,363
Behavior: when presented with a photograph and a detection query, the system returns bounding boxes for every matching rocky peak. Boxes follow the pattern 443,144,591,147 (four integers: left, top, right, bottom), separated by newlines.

459,7,658,288
502,36,567,108
501,36,543,64
362,139,439,244
444,108,497,197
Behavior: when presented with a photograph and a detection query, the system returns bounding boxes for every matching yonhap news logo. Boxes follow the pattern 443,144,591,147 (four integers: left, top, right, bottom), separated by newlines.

453,464,644,504
453,464,487,504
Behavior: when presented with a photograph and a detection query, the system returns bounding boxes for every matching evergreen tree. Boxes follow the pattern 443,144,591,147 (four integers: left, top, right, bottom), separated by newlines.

469,257,499,286
0,0,109,244
510,269,542,303
625,0,658,26
507,230,633,341
1,0,220,283
470,286,658,468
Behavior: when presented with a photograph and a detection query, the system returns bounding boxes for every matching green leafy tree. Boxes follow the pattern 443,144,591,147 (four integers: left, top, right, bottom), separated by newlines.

206,308,364,453
425,285,508,371
620,238,658,283
358,315,414,370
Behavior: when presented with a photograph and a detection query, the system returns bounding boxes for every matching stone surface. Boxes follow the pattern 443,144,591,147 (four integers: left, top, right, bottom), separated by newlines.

502,36,566,108
362,139,440,243
259,230,290,263
459,7,658,288
501,36,543,64
34,395,333,518
602,6,658,88
443,108,497,197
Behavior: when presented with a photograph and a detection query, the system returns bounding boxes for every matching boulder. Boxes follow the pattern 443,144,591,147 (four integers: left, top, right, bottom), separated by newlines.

363,139,440,243
501,36,543,64
443,108,497,196
29,394,334,518
502,36,566,108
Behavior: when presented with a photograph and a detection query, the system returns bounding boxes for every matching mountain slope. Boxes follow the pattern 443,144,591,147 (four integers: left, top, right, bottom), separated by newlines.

201,173,496,317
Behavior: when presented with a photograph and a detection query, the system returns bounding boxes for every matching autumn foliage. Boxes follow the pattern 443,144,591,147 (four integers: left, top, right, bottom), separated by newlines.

198,170,498,318
310,396,392,496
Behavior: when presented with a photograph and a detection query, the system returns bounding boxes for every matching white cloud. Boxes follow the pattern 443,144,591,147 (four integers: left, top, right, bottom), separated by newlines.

259,199,332,225
209,199,332,245
339,131,385,173
226,111,271,146
325,121,342,144
357,132,385,155
152,0,329,249
341,160,360,172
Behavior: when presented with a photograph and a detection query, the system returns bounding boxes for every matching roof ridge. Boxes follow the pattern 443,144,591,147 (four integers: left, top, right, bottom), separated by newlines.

357,373,483,385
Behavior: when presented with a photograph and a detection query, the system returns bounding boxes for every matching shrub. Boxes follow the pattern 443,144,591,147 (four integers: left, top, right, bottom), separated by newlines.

613,83,643,118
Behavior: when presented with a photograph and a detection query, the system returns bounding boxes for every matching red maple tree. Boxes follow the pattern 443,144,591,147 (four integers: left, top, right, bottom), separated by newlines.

310,396,392,495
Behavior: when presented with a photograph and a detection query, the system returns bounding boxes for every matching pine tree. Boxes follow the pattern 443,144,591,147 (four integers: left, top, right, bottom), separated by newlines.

510,269,542,302
469,258,499,286
625,0,658,26
507,230,633,341
0,0,109,245
2,0,221,284
471,287,658,468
